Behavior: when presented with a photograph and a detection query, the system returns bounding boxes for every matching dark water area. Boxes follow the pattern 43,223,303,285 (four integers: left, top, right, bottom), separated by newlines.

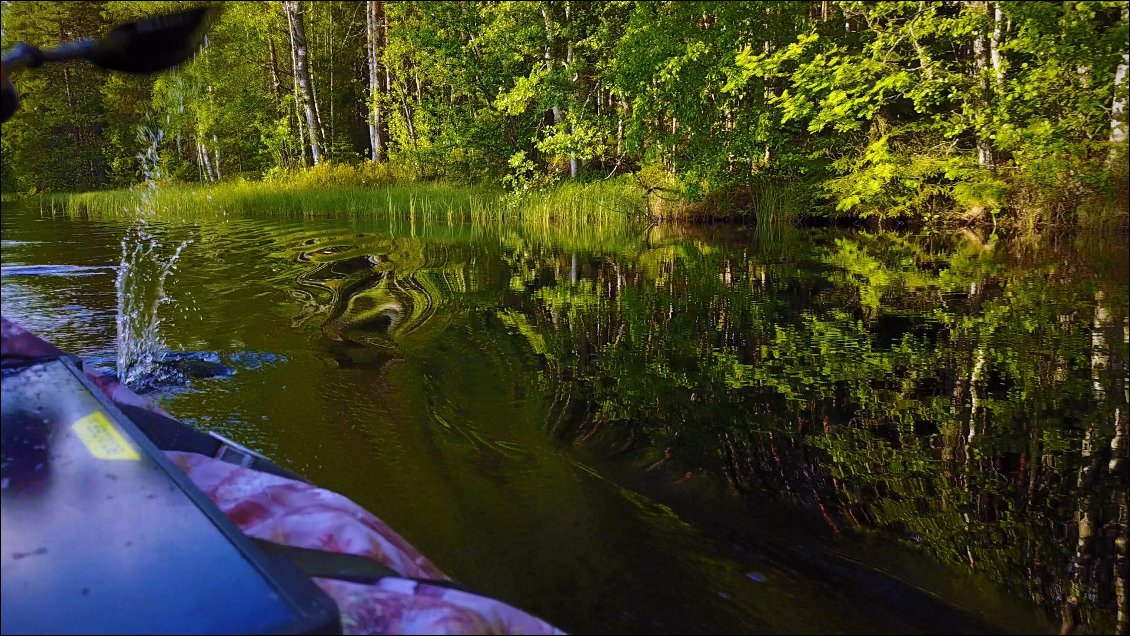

1,200,1126,634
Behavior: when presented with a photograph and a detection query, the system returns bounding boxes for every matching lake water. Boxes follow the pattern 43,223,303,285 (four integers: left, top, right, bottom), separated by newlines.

2,199,1126,634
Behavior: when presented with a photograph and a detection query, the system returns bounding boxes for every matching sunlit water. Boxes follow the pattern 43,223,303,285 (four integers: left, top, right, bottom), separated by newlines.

1,200,1126,635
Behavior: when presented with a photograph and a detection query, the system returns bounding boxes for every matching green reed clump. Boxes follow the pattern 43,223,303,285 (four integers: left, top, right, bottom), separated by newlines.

47,163,658,257
53,167,648,231
51,177,499,221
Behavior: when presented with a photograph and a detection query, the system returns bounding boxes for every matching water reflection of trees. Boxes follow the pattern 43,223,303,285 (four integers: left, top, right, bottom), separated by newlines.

496,229,1128,635
279,224,1127,633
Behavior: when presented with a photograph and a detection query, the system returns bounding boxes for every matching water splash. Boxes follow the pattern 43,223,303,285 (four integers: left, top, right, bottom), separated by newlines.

114,124,192,389
136,125,163,203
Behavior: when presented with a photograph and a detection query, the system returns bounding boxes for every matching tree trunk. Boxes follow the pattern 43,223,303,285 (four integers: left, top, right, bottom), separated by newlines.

565,2,577,178
542,3,563,128
909,22,935,81
199,139,215,182
60,64,90,185
972,1,994,168
283,0,324,165
366,1,387,161
266,36,292,167
310,60,326,155
195,140,204,181
212,134,221,180
1110,4,1129,166
616,97,626,157
284,2,308,166
989,2,1003,86
328,6,334,155
396,73,418,148
268,36,283,108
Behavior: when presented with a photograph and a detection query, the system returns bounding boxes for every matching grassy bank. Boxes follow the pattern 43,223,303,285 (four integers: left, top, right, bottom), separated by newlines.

50,165,643,224
44,161,808,227
42,168,656,255
37,159,1129,232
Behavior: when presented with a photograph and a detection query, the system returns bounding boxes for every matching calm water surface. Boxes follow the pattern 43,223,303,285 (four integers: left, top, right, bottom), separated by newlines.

2,200,1126,634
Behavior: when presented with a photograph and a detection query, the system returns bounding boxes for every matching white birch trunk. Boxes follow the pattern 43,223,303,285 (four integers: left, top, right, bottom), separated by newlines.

283,0,323,165
1110,5,1129,165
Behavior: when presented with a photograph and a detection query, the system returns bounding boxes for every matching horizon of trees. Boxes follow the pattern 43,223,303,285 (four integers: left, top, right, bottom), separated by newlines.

1,1,1127,222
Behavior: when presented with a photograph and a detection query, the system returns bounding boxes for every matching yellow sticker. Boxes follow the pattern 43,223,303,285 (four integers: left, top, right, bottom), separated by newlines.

71,411,140,461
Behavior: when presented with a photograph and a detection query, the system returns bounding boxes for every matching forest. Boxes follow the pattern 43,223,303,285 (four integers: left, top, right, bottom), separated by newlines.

1,1,1128,225
2,3,1128,633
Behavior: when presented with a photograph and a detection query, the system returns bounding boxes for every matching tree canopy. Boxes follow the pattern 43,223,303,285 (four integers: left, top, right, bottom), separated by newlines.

2,1,1127,223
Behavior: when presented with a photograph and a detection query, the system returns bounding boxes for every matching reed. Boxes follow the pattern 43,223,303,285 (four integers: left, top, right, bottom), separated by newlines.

50,169,647,225
44,176,650,255
48,180,497,220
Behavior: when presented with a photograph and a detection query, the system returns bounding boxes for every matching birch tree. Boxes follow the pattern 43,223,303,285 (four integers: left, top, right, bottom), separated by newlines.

282,0,324,165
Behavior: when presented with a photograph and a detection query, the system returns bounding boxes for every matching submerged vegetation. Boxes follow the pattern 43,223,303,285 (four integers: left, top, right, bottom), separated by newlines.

1,1,1127,227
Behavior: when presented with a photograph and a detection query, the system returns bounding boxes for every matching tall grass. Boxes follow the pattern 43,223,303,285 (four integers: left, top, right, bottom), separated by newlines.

656,178,812,227
50,164,650,227
51,181,495,220
44,168,653,255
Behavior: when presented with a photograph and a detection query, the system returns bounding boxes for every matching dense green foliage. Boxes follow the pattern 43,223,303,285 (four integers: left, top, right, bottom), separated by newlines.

2,1,1128,224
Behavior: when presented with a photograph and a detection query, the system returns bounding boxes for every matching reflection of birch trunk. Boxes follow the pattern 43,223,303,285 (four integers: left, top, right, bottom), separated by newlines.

964,330,989,567
1062,422,1102,634
1111,405,1128,636
967,342,987,445
1062,294,1114,634
1111,316,1129,635
948,283,984,465
1092,293,1110,401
